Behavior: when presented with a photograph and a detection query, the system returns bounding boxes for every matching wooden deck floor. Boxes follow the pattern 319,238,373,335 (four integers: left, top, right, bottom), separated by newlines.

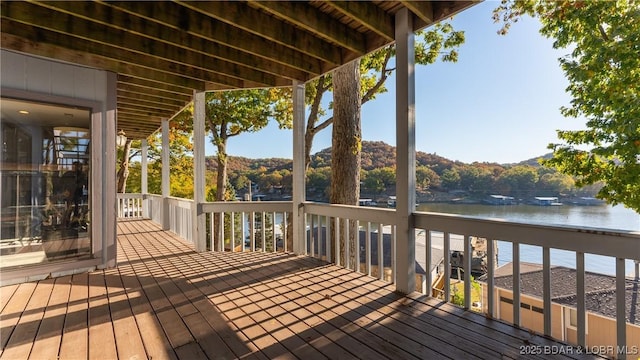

0,220,599,360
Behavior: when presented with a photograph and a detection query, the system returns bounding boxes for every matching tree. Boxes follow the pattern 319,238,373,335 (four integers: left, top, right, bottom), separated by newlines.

441,168,461,191
298,22,465,170
416,166,441,190
331,60,362,268
497,165,539,197
494,0,640,212
205,89,290,201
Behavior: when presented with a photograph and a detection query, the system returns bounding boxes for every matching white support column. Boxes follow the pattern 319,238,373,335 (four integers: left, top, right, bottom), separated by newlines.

141,139,149,218
103,71,118,268
161,118,170,230
292,80,306,255
394,8,416,294
192,91,207,252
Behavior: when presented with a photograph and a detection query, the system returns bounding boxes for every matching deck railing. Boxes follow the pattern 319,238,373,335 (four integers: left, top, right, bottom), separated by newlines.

414,211,640,355
116,193,144,219
118,193,640,355
304,202,397,283
201,201,292,253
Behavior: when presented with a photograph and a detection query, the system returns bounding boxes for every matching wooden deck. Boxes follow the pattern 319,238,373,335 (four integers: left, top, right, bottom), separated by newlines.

0,220,599,360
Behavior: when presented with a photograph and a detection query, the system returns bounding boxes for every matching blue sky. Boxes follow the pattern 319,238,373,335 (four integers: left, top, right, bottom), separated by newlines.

214,1,584,164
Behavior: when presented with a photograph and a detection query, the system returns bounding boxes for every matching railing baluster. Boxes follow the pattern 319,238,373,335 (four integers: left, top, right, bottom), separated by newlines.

543,246,551,336
209,212,214,251
616,257,627,358
335,217,340,267
464,235,471,310
366,222,371,276
391,225,396,284
326,216,332,263
378,223,383,281
512,242,520,327
219,212,224,252
230,212,235,252
576,251,586,346
248,212,253,252
487,238,495,318
282,212,287,253
426,230,432,297
345,218,350,270
310,214,316,258
444,232,451,302
356,220,360,273
304,212,308,255
267,212,271,253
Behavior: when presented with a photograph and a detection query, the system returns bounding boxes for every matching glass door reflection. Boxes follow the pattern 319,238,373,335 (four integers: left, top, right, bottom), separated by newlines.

1,98,92,268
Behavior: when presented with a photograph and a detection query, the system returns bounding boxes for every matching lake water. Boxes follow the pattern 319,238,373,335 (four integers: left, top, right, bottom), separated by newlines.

416,203,640,276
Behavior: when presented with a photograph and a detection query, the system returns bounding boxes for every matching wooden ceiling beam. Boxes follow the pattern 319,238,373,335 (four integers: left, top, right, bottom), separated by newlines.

2,2,283,88
0,33,206,92
180,1,351,67
117,90,188,108
117,76,193,97
117,82,192,103
250,1,365,57
106,1,334,72
117,98,181,114
400,1,434,30
326,1,394,42
0,20,266,90
118,108,176,119
34,1,314,81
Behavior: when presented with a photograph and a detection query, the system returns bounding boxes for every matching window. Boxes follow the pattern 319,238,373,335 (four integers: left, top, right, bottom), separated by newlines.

1,98,92,268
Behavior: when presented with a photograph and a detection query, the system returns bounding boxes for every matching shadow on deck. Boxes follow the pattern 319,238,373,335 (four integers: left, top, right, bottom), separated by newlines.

0,220,600,359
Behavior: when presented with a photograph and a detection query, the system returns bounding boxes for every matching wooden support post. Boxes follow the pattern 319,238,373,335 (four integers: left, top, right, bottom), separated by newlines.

193,91,207,252
161,118,170,231
292,80,306,255
394,7,416,294
141,139,148,218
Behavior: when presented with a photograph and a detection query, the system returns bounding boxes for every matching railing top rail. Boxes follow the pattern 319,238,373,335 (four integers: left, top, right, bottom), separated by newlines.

304,202,397,225
116,193,144,199
415,210,640,260
201,201,292,213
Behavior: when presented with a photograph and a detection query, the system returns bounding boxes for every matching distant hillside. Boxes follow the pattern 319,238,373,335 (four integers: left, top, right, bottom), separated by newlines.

206,156,291,173
205,140,550,175
511,153,553,167
310,140,460,172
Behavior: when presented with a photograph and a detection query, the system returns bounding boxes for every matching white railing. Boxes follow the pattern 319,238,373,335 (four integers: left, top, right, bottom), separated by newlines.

147,194,163,224
118,193,640,354
414,211,640,355
201,201,292,252
167,197,194,243
116,193,144,219
304,203,397,283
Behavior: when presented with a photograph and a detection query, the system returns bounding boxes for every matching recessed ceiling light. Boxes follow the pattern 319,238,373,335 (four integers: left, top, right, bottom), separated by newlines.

18,110,29,115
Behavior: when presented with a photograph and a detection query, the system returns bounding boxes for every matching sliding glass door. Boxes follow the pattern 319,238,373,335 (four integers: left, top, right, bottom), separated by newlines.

1,98,92,268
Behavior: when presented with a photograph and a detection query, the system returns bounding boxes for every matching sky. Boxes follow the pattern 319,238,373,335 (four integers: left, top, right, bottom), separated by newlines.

212,1,585,165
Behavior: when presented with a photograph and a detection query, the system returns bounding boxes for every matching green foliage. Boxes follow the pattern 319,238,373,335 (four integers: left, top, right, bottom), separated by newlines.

126,139,596,202
362,167,396,194
441,168,461,191
495,0,640,213
205,89,291,200
497,165,539,196
450,276,482,308
416,166,441,190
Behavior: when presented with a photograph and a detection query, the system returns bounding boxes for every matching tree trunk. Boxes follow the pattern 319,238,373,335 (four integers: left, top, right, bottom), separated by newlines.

330,60,361,269
215,140,228,201
116,139,132,193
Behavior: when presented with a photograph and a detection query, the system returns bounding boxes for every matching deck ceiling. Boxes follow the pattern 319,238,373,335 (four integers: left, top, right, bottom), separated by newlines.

1,1,476,140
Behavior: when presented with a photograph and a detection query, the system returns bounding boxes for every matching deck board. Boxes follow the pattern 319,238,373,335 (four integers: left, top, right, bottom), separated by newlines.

0,219,601,360
58,273,88,360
